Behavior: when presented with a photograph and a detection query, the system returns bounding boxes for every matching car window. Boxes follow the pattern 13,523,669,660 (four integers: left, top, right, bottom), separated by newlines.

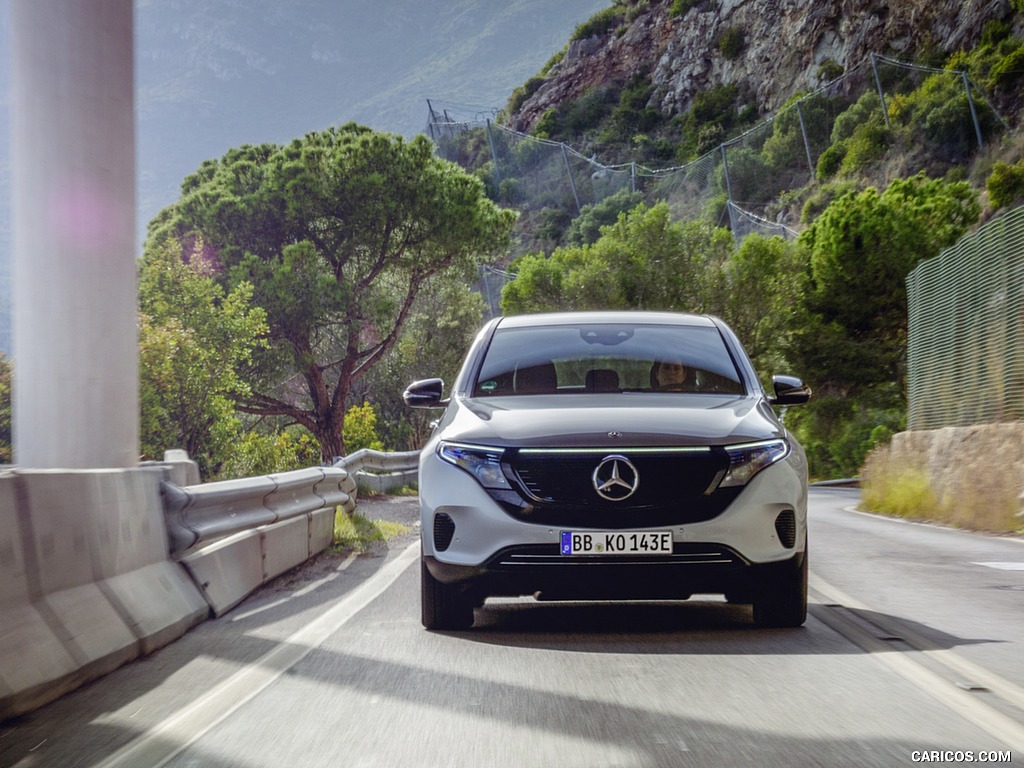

473,323,745,396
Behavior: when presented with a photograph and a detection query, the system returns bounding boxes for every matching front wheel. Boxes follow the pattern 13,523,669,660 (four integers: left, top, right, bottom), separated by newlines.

421,558,475,630
752,549,808,628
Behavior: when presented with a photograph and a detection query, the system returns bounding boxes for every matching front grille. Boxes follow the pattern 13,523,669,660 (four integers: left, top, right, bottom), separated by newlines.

500,447,741,528
489,542,747,569
433,512,456,552
774,509,796,549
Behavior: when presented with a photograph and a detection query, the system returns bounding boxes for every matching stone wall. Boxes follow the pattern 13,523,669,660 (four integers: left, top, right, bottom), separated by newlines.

862,423,1024,532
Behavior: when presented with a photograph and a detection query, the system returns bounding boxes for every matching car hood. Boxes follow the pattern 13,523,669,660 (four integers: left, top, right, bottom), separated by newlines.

439,393,785,448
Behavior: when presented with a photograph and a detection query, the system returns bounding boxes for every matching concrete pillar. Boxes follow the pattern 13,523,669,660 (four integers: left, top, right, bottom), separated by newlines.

11,0,138,468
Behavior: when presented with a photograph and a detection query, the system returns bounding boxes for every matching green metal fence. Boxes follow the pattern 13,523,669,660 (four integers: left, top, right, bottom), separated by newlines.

907,206,1024,430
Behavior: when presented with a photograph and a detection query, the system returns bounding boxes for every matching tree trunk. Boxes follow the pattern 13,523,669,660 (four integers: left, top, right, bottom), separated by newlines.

317,412,346,464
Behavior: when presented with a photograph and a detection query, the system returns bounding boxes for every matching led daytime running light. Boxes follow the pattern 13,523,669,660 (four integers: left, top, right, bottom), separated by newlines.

437,441,511,490
718,439,790,488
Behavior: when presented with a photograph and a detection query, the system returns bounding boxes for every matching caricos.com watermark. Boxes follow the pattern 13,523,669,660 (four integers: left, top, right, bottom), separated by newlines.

911,751,1012,763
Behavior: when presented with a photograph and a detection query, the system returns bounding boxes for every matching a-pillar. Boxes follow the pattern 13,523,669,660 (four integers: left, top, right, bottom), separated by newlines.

10,0,138,468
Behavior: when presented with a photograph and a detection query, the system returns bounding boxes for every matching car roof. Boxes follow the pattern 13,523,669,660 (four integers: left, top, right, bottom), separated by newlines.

495,311,718,329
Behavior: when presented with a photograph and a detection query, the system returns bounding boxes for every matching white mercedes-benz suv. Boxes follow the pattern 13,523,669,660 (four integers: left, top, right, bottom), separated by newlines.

404,311,811,630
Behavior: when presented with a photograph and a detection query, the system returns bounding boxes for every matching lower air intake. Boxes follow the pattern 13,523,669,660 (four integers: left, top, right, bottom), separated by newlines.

774,510,797,549
433,512,456,552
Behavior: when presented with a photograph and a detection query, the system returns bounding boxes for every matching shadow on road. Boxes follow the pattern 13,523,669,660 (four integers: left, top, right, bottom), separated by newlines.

447,597,1000,657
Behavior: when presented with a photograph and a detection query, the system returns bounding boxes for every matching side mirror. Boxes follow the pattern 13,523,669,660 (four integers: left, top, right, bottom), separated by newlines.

403,378,448,409
769,375,811,406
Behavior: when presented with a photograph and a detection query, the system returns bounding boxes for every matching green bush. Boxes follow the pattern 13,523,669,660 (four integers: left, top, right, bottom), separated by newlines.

536,88,617,141
761,92,834,172
669,0,701,17
565,88,618,134
704,192,730,226
219,429,321,479
540,47,566,76
473,164,496,199
887,71,996,163
600,74,662,144
787,399,905,480
815,142,846,180
625,0,651,23
510,135,552,171
817,59,844,82
675,84,740,160
343,402,385,454
981,19,1012,47
800,180,856,223
989,45,1024,89
538,207,573,245
986,160,1024,208
506,75,546,116
830,91,881,144
695,123,725,155
533,108,560,139
718,27,745,59
838,123,889,176
719,147,776,204
567,188,646,246
572,7,625,41
499,177,524,205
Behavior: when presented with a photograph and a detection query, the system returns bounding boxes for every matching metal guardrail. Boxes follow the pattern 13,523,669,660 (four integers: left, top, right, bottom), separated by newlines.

337,448,420,472
335,449,420,493
163,465,358,558
156,448,420,560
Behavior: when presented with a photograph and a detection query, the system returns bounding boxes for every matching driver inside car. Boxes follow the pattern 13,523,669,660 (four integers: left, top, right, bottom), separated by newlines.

651,359,690,391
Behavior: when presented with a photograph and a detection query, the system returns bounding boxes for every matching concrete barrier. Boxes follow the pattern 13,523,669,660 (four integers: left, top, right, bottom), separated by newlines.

0,468,208,721
0,471,79,716
170,466,355,616
179,510,340,616
2,460,362,718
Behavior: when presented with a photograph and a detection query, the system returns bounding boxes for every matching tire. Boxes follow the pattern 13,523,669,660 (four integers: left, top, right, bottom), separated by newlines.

752,548,808,628
421,558,475,630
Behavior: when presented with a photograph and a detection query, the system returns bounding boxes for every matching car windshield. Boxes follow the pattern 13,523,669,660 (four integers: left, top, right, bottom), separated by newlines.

472,322,745,397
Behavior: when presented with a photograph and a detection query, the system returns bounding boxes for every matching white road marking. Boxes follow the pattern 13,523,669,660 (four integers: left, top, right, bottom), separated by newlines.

91,542,420,768
839,506,1024,547
810,572,1024,752
973,561,1024,571
230,551,361,621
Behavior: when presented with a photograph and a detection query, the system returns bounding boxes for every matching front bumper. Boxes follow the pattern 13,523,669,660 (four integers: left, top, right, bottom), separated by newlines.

419,445,807,600
423,546,805,601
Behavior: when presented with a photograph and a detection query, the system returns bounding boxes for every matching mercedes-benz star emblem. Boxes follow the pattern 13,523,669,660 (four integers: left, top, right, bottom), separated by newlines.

592,455,639,501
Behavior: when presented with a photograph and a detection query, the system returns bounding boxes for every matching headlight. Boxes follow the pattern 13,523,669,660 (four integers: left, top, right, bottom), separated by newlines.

718,439,790,488
437,441,512,490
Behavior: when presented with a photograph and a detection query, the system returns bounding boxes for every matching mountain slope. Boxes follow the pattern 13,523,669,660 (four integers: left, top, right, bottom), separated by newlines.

507,0,1003,134
508,0,1011,134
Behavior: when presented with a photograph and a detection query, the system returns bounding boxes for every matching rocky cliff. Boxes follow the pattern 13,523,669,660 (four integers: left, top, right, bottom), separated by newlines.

508,0,1013,133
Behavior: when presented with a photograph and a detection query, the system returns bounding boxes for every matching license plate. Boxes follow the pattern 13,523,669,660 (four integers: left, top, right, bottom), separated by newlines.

560,530,673,556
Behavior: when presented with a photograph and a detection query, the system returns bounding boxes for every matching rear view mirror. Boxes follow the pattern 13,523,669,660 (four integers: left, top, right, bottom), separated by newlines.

769,375,811,406
403,378,448,409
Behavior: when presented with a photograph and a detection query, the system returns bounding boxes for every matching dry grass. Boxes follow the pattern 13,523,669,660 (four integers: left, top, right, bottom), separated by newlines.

860,428,1024,535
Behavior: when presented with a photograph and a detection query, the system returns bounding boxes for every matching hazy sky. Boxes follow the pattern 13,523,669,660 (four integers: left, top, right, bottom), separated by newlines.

0,0,608,353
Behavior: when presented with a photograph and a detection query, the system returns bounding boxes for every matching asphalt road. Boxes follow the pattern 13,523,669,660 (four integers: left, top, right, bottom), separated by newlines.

2,489,1022,767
